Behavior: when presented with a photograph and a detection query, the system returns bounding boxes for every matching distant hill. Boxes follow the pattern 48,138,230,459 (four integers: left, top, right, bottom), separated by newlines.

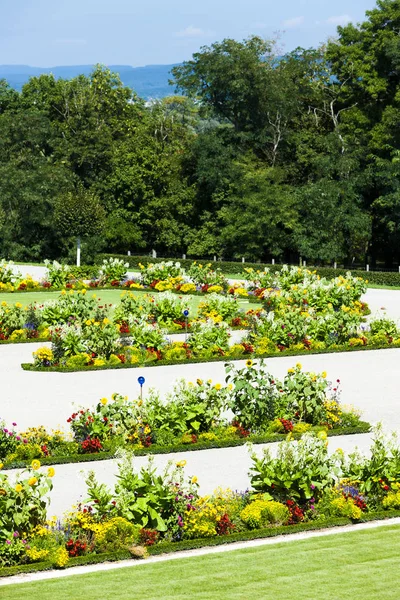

0,64,180,99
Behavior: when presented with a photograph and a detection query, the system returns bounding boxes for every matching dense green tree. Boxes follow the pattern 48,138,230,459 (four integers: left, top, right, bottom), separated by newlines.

54,188,106,265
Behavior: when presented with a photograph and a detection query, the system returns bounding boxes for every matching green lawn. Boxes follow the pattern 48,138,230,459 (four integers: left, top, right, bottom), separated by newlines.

3,525,400,600
0,289,260,313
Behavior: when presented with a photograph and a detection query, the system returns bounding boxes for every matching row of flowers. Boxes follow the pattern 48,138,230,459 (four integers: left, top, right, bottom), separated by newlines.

29,310,400,370
0,259,368,305
1,426,400,570
0,290,259,343
1,361,366,464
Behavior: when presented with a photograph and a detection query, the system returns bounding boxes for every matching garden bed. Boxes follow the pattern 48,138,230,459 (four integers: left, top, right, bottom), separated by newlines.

21,342,400,372
1,511,400,579
2,423,371,470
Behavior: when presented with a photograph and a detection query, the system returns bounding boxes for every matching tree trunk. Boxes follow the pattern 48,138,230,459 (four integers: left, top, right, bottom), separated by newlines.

76,236,81,267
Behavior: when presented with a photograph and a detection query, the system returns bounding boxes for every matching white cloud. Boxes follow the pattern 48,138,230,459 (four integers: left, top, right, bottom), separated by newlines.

326,15,352,26
282,16,305,29
175,26,214,38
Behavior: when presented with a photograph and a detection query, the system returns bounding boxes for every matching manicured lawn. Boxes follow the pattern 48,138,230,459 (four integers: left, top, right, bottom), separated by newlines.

0,289,261,313
367,283,400,290
3,525,400,599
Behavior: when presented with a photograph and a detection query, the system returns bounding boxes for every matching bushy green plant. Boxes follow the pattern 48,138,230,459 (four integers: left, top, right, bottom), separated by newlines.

139,261,184,286
249,434,343,502
197,294,240,322
188,320,230,354
83,453,198,535
44,260,70,287
0,420,19,459
0,462,54,545
225,359,282,431
345,425,400,501
279,364,329,425
98,257,129,284
0,259,21,285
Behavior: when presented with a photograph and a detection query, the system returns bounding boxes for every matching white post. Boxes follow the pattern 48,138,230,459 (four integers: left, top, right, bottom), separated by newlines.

152,249,157,259
242,257,245,263
182,254,186,259
214,255,217,262
76,236,81,267
366,264,369,272
127,251,131,256
272,258,275,265
334,262,337,269
303,260,306,267
398,266,400,274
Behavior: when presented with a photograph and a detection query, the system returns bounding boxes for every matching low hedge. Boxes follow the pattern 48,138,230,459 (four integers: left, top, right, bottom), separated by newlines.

21,342,400,373
97,254,400,286
2,511,400,578
2,422,370,471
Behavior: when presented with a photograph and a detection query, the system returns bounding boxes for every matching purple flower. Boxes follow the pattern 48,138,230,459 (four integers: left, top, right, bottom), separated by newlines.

6,540,11,545
16,436,21,441
13,532,19,538
311,484,315,490
3,429,8,434
23,439,28,444
12,422,17,427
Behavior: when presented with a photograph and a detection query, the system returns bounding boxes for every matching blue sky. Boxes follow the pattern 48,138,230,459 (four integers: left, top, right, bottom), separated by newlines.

1,0,378,67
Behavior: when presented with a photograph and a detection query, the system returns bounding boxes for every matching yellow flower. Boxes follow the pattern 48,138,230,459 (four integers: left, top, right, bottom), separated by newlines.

15,302,22,309
85,319,92,326
317,431,328,441
196,379,203,386
214,383,222,390
287,368,295,374
296,363,302,370
176,460,187,468
31,459,41,470
228,383,233,391
246,359,253,368
47,467,55,478
15,484,23,493
100,397,108,406
191,476,198,484
321,371,327,378
137,400,143,407
0,463,3,470
103,318,111,325
28,477,38,486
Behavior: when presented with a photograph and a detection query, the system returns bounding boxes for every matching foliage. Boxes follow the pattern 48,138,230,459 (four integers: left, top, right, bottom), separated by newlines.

249,434,343,502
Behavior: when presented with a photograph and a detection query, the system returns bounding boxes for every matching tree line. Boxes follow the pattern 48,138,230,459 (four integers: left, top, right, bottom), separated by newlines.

0,0,399,266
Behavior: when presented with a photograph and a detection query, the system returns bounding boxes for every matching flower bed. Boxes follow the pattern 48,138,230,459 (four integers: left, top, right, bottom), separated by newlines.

13,263,400,370
1,427,400,573
2,362,369,467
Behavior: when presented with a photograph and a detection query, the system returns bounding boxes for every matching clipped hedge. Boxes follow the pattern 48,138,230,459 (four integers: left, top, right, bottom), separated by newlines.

2,511,400,578
97,254,400,286
2,422,370,471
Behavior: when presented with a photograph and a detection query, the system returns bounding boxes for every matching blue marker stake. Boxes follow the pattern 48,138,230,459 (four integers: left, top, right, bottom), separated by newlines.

138,376,145,400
